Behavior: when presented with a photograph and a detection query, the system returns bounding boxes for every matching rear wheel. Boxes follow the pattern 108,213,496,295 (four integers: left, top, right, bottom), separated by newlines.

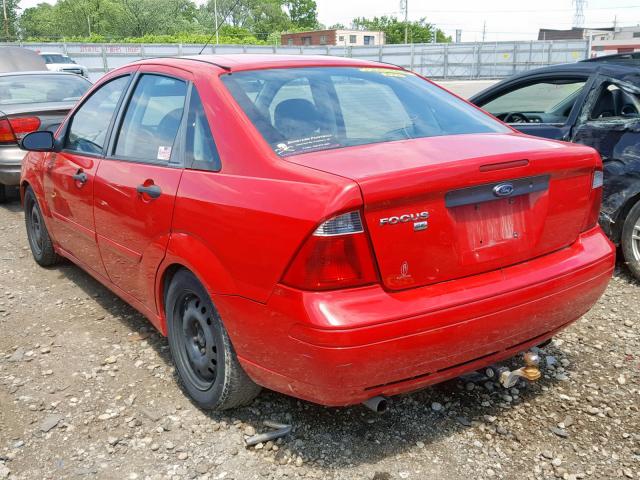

24,187,59,266
166,269,261,410
621,200,640,280
0,184,6,204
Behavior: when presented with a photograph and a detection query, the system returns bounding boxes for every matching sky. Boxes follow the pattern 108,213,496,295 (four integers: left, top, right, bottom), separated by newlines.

17,0,640,42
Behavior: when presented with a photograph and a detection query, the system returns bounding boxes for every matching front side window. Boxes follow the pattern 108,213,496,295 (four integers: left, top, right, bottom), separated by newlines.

186,89,220,171
65,75,129,155
222,67,509,157
114,74,187,163
481,79,586,124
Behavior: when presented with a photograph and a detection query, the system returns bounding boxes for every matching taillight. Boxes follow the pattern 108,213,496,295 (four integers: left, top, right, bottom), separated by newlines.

0,117,41,144
282,211,378,291
582,169,603,231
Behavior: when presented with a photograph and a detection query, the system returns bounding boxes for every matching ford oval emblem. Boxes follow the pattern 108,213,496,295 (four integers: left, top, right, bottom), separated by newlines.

493,183,515,197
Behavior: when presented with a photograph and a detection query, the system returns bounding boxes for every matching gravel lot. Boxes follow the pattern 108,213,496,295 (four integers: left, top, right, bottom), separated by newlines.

1,190,639,480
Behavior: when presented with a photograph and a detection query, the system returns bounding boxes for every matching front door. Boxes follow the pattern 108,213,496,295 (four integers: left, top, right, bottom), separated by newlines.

44,74,132,276
93,70,188,312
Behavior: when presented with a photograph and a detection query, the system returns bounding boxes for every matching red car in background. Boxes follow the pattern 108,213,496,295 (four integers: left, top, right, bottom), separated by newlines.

19,55,614,411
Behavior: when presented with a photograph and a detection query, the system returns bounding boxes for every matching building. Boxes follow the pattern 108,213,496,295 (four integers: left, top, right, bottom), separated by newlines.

281,29,385,47
590,25,640,56
537,27,613,41
538,26,640,57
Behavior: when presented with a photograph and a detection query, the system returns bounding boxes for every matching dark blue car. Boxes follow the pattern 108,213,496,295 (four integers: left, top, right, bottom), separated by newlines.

471,53,640,280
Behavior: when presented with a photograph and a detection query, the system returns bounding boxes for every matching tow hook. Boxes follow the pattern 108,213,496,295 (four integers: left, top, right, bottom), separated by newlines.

497,351,542,388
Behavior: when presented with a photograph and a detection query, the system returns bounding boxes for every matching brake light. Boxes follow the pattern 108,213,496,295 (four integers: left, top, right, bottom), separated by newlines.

282,211,378,291
582,169,603,231
0,117,41,144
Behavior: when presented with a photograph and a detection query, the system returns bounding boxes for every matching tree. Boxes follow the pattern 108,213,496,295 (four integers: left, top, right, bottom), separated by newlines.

352,16,450,44
1,0,20,41
20,3,58,38
284,0,318,30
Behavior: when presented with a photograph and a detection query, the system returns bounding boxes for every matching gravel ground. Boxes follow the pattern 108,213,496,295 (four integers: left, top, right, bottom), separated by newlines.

1,190,639,480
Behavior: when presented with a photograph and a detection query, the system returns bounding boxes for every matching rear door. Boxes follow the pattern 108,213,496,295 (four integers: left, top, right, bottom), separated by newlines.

473,73,593,140
43,73,132,275
93,67,189,312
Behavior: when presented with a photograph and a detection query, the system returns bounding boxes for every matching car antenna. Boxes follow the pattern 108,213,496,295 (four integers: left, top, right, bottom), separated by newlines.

198,0,244,56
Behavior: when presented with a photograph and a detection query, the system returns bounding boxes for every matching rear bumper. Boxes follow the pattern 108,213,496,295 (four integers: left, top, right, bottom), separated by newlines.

0,145,25,186
217,227,614,406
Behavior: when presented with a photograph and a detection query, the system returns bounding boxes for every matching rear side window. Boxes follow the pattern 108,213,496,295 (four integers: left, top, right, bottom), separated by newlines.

65,75,129,155
114,74,187,163
222,67,508,157
186,89,220,171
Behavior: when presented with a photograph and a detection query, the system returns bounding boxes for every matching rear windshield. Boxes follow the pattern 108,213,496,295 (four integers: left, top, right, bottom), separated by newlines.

0,74,90,106
221,66,509,156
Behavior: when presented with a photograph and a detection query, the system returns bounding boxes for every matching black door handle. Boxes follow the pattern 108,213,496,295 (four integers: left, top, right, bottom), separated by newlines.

72,171,87,184
136,183,162,199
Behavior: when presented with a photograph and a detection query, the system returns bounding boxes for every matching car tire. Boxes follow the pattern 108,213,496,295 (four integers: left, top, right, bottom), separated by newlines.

621,200,640,280
0,184,6,204
24,187,60,267
166,269,261,410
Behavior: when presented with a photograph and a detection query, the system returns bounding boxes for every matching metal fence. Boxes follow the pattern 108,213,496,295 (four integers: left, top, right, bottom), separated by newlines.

4,40,590,82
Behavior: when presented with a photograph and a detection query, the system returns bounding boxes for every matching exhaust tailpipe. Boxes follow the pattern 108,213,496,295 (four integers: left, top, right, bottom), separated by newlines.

362,396,389,413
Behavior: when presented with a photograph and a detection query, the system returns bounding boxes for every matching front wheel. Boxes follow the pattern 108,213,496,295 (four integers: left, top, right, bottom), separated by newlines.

621,200,640,280
24,187,59,266
166,269,261,410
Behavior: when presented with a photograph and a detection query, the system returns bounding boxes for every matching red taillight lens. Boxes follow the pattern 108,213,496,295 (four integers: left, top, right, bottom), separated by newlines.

0,117,41,144
582,169,603,231
282,211,378,291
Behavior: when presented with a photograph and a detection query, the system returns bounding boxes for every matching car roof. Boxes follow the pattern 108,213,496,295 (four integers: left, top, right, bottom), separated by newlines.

500,60,639,80
132,54,398,72
39,52,69,56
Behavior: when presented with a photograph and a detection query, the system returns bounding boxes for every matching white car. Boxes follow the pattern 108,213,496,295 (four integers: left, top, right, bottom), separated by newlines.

39,52,89,78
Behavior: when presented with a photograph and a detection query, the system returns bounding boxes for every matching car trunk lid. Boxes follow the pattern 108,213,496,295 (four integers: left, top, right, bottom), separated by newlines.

285,133,599,290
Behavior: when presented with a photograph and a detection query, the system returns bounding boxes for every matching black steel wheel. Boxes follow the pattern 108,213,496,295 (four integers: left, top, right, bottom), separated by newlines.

24,187,59,266
166,269,261,410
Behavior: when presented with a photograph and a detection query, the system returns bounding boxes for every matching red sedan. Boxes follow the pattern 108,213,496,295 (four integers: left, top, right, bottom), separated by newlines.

19,55,614,411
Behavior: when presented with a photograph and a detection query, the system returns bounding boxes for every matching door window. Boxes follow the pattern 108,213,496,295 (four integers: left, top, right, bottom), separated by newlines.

589,82,640,120
482,79,586,124
114,74,187,163
186,89,220,171
65,75,130,155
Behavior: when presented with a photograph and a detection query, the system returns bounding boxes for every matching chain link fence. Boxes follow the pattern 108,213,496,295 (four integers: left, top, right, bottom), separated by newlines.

2,40,590,82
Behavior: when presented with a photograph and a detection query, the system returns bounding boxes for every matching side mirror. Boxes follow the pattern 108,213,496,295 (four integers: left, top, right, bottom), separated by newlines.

20,131,56,152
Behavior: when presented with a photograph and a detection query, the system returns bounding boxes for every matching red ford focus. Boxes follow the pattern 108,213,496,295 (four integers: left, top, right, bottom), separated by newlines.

20,55,614,411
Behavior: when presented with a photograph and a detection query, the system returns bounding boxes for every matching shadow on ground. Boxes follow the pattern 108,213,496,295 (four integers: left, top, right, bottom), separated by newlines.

51,255,576,470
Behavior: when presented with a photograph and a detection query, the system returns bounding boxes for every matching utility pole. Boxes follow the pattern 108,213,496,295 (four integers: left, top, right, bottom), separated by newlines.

214,0,219,45
482,21,486,42
400,0,408,44
2,0,9,41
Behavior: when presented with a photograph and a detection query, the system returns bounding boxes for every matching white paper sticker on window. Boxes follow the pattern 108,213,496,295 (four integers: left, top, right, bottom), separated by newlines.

157,146,172,161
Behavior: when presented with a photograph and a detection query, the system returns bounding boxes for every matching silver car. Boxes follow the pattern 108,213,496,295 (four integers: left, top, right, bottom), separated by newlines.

0,72,91,202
